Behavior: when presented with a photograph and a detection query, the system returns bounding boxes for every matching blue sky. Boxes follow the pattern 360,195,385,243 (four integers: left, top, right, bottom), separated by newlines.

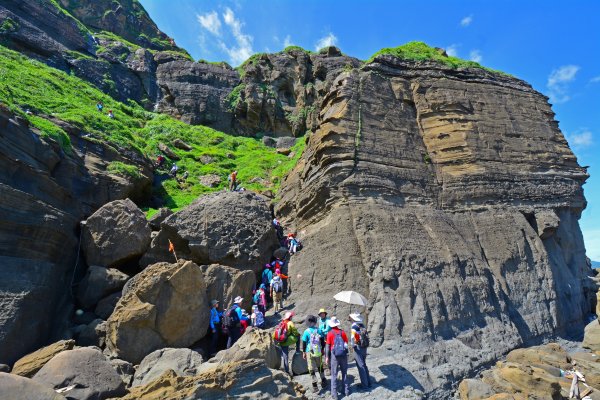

140,0,600,260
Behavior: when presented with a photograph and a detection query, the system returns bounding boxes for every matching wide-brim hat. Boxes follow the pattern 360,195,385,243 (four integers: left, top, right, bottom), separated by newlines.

328,317,341,328
349,313,363,323
318,308,327,315
234,296,243,304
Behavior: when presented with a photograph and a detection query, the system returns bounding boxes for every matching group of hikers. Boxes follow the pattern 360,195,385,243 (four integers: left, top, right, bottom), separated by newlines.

210,295,371,398
95,101,114,119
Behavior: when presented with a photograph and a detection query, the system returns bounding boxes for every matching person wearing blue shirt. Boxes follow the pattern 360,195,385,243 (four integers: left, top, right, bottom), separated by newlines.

209,299,222,356
301,315,327,393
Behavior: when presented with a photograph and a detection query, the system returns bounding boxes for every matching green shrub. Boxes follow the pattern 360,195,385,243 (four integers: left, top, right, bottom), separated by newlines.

26,115,71,151
107,161,141,179
225,83,246,110
0,17,18,33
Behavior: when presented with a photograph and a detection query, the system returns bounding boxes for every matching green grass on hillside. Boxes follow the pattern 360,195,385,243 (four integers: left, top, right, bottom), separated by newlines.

0,44,304,212
366,41,510,76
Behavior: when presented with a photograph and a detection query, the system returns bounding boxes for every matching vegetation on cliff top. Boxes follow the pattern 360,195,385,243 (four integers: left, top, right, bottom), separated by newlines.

0,45,304,212
367,41,510,75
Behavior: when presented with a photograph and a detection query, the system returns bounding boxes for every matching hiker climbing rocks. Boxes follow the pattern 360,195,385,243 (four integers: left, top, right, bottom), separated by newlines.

107,109,114,119
96,101,103,112
287,233,301,254
270,269,287,313
156,155,165,168
325,317,349,399
273,218,284,243
169,163,178,177
223,296,244,348
251,305,265,328
253,284,267,314
240,309,250,333
301,314,328,393
209,299,222,356
228,170,238,191
261,264,273,305
318,308,332,372
349,313,371,389
273,311,299,379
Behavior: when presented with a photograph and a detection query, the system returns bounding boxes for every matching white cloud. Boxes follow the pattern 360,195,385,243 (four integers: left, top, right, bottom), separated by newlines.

446,44,459,57
590,76,600,83
547,65,580,104
315,32,338,51
219,7,254,66
567,129,593,147
469,49,482,63
461,15,473,27
197,11,221,36
284,35,293,48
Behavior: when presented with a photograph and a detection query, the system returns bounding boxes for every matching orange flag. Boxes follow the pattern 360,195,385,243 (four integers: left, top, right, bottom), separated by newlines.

168,240,175,253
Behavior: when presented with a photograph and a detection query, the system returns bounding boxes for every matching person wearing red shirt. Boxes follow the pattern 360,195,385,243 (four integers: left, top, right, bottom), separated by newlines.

324,317,349,399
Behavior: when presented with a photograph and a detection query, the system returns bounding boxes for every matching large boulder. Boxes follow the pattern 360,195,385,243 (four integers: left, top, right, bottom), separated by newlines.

204,328,280,370
11,339,75,378
105,260,209,364
32,347,126,400
94,292,121,320
583,320,600,352
0,372,66,400
119,359,305,400
132,348,203,387
147,207,173,231
76,266,129,309
82,198,151,267
140,192,278,270
76,319,107,347
202,264,256,311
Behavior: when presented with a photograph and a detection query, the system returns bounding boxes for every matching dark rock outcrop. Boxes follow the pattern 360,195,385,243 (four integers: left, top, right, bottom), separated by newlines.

81,198,151,267
275,57,592,397
0,105,151,365
76,266,129,309
141,191,277,270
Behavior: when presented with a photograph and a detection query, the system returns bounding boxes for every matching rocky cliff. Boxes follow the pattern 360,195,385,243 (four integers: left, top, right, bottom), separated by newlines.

0,0,594,398
275,55,593,396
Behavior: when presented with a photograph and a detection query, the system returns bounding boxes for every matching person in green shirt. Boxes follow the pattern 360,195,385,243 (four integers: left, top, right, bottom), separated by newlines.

273,311,299,378
301,315,327,393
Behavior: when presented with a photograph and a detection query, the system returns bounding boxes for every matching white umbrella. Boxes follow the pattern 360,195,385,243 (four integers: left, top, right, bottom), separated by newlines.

334,291,368,306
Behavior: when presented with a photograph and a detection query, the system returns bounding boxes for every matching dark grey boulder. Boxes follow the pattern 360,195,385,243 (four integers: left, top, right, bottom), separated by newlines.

77,266,129,309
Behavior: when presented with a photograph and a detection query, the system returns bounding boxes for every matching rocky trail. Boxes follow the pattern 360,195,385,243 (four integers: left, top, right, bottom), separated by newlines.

0,0,597,399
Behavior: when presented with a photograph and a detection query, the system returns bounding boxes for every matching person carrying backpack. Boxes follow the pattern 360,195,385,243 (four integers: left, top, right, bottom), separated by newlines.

317,308,332,372
209,299,222,356
228,170,238,191
325,317,349,399
222,296,244,348
273,311,299,379
270,272,285,313
261,265,273,305
349,313,371,389
251,305,265,329
253,284,267,314
301,315,327,393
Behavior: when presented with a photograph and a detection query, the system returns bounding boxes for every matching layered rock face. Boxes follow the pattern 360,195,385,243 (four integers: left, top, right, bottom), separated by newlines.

0,105,151,364
276,56,592,396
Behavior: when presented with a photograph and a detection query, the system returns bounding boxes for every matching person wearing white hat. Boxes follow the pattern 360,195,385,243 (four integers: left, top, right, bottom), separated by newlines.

224,296,244,348
349,313,371,389
325,316,349,399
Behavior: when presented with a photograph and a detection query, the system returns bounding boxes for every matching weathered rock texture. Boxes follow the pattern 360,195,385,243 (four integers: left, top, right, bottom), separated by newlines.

141,191,277,270
0,104,151,364
202,264,256,311
120,359,306,400
132,348,203,387
105,260,209,364
32,347,126,400
0,372,66,400
203,328,280,371
81,198,151,267
275,57,592,397
458,343,600,399
76,266,129,309
11,339,75,378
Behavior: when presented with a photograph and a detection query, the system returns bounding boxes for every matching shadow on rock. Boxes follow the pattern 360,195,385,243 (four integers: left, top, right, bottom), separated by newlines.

378,364,424,393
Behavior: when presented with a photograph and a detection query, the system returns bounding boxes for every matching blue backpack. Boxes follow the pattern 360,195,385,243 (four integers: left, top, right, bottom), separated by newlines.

332,331,347,357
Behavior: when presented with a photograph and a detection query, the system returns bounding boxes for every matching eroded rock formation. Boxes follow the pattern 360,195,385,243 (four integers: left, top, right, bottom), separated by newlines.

275,56,592,396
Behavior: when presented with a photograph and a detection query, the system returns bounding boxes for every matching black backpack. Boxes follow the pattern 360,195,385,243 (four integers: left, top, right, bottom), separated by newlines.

221,305,240,334
358,324,370,348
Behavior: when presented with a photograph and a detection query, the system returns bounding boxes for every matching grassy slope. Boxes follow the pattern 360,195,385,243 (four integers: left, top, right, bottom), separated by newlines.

367,41,511,76
0,45,304,215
